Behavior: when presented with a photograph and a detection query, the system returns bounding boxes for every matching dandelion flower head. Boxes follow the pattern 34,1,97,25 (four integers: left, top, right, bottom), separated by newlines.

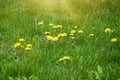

45,32,51,35
38,22,43,26
52,25,62,29
49,23,54,27
70,33,74,36
59,56,70,62
70,30,76,34
51,37,59,41
46,35,53,40
78,30,84,34
19,38,25,42
111,38,117,42
26,44,32,48
89,33,95,37
25,47,32,51
105,28,113,33
14,42,21,48
58,33,67,38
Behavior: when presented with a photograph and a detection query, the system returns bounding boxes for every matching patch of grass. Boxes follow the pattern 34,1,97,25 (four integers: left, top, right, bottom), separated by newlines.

0,0,120,80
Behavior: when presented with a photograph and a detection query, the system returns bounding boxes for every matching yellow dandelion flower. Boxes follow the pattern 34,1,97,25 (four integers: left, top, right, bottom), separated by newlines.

14,42,21,48
51,37,59,41
78,30,84,34
26,44,32,48
74,26,78,29
49,23,54,27
52,25,58,29
38,22,43,26
58,34,63,38
59,56,70,62
63,56,70,60
52,25,62,29
46,35,53,40
45,32,51,35
57,25,62,28
58,33,67,38
70,30,76,34
105,28,113,33
62,33,67,37
59,58,64,62
111,38,117,42
70,33,74,36
19,38,25,42
25,47,32,51
89,34,95,37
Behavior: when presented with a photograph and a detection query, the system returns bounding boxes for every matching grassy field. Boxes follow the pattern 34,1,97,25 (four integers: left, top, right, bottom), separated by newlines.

0,0,120,80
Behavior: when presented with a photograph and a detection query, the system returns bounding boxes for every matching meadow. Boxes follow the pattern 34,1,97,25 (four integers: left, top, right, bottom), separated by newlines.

0,0,120,80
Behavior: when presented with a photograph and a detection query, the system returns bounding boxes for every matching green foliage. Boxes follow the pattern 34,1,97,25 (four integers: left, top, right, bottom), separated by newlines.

0,0,120,80
8,75,39,80
95,65,104,80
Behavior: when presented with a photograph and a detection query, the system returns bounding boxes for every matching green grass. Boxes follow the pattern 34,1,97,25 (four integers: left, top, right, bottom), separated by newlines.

0,0,120,80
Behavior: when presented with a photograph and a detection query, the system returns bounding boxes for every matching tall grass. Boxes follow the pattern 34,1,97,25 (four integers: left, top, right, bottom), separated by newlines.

0,0,120,80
